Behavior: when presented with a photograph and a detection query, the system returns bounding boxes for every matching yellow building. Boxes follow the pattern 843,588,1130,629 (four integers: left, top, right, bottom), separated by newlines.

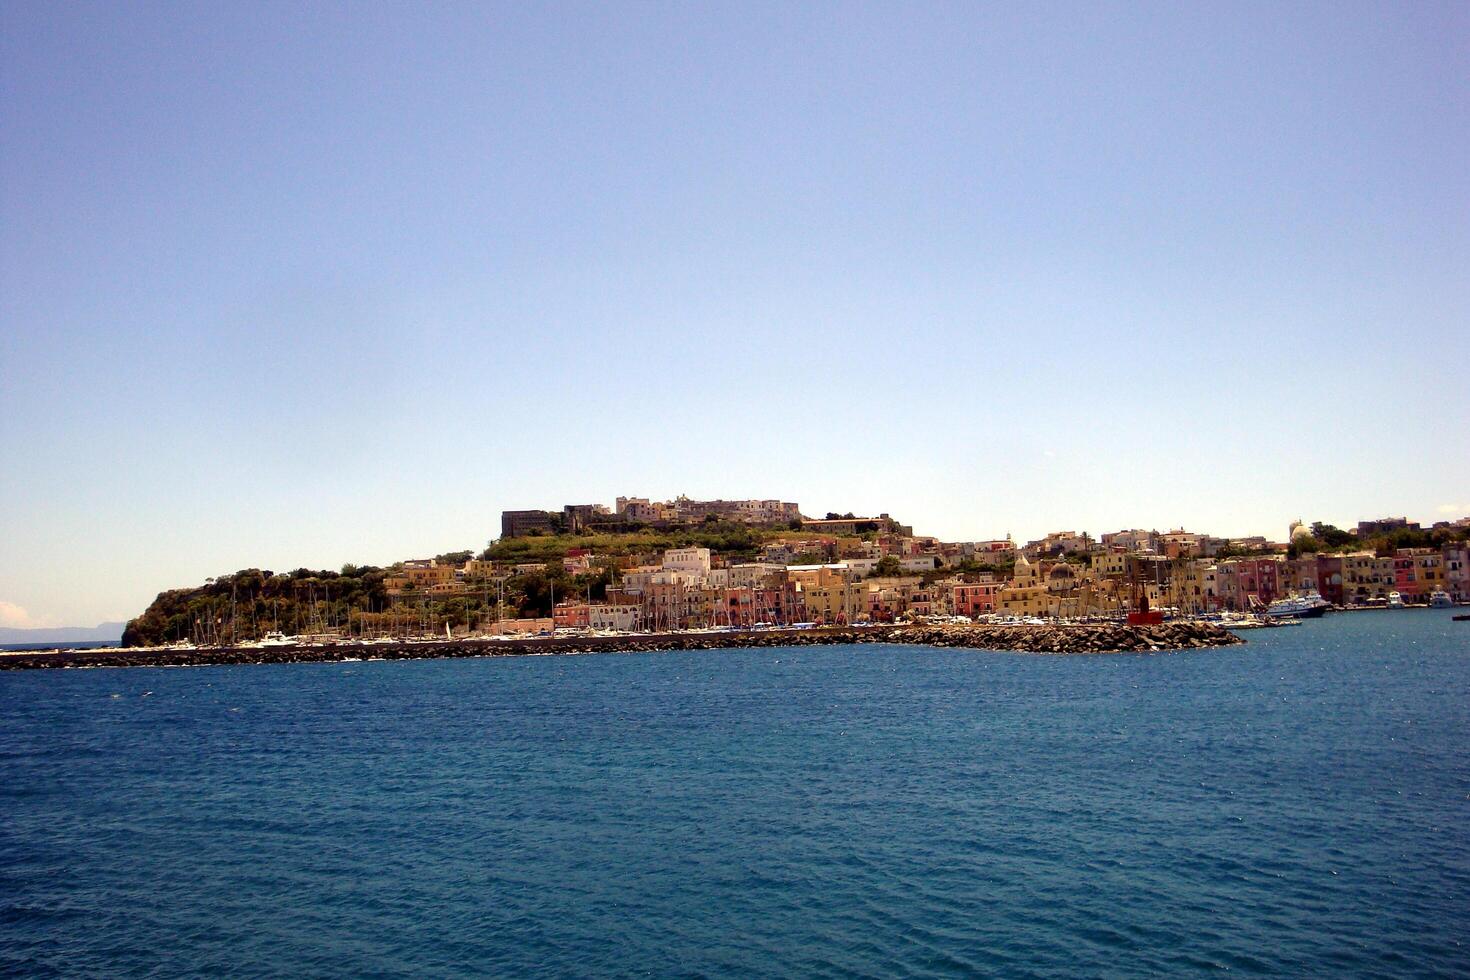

997,584,1061,617
801,583,865,623
785,564,851,591
385,560,456,594
1090,552,1130,580
1411,551,1446,593
1165,560,1214,612
1341,553,1395,602
461,559,507,581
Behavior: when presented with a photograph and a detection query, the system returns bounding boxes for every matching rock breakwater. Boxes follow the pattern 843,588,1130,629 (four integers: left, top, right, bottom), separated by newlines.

1,621,1241,670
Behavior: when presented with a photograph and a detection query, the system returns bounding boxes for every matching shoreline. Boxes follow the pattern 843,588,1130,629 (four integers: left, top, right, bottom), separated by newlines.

0,622,1241,671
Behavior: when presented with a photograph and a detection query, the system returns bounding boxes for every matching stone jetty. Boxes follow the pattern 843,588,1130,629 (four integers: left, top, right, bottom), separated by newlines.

1,621,1240,670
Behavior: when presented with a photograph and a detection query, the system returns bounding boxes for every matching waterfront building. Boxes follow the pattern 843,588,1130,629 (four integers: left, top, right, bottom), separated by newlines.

490,617,554,635
642,582,695,631
801,581,863,624
866,585,908,622
1278,558,1319,598
1341,552,1396,603
952,581,1000,617
1314,555,1344,606
1394,548,1443,599
1171,561,1214,612
1214,562,1241,610
1444,545,1469,601
996,582,1059,618
908,585,947,617
1231,558,1281,605
758,582,804,624
589,604,643,631
553,603,591,629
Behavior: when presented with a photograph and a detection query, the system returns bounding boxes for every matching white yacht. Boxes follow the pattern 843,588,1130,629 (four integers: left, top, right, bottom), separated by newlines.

1388,592,1405,608
1265,592,1330,619
1429,590,1453,608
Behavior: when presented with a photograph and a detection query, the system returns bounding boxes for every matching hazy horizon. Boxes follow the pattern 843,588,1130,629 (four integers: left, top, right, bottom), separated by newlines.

3,2,1467,628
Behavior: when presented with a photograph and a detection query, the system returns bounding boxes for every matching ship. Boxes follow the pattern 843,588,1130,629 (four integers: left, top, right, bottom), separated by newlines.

1264,592,1330,619
1429,590,1453,609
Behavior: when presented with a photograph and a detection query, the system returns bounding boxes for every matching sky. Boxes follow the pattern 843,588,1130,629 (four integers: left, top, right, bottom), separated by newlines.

2,1,1467,628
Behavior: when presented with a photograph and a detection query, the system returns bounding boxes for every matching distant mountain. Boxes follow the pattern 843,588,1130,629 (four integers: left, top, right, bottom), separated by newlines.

0,622,126,645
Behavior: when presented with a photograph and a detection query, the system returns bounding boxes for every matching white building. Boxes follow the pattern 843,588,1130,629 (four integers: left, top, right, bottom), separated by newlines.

663,547,712,574
589,604,643,631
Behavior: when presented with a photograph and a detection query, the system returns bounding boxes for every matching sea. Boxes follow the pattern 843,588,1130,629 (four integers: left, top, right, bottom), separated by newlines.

2,610,1467,977
0,641,120,653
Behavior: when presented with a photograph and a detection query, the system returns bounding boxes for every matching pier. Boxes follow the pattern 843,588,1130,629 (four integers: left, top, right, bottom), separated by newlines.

1,622,1241,670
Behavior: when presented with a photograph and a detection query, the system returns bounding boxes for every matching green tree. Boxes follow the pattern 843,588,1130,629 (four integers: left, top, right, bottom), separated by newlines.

869,556,904,578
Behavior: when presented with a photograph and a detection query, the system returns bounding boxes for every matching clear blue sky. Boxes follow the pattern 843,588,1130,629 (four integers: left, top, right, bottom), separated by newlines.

2,1,1467,628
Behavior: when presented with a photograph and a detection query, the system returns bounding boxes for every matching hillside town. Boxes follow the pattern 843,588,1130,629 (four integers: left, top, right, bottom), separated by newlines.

374,495,1470,636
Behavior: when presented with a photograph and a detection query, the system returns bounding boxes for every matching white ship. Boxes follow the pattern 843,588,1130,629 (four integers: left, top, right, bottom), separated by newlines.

1429,590,1453,608
1388,592,1405,608
1264,592,1329,619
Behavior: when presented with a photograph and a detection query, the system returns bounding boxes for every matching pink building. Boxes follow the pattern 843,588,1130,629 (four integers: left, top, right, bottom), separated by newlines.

552,603,591,628
952,582,1000,617
1445,546,1468,601
1234,559,1281,605
1393,549,1443,599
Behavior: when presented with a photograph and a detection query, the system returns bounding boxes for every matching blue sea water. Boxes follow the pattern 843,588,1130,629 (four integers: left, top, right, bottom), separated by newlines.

3,611,1468,978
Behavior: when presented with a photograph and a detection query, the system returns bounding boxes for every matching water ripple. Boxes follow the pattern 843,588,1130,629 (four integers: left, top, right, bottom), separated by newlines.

2,610,1468,977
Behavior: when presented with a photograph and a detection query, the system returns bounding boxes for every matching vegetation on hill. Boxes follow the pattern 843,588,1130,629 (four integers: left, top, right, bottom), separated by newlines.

481,520,805,563
122,559,621,647
1286,522,1467,559
122,566,390,647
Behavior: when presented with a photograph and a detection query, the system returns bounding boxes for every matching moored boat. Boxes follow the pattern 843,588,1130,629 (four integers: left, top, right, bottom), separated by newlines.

1429,590,1453,608
1265,592,1329,619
